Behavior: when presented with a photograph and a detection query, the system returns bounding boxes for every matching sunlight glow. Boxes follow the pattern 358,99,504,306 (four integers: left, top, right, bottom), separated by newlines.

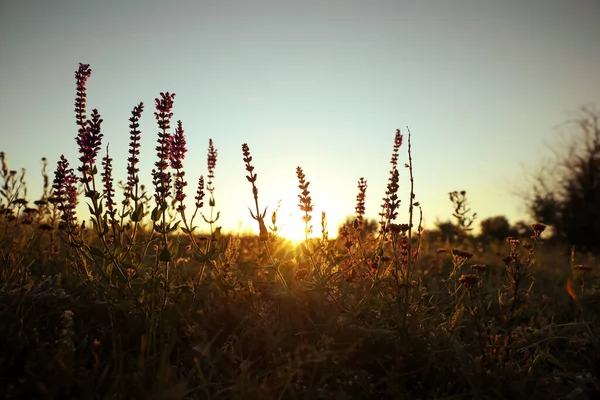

269,195,344,244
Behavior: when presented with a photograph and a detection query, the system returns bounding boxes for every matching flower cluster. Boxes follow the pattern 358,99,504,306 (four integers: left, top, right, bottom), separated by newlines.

151,92,175,205
170,120,187,211
101,146,116,220
50,155,79,230
76,108,104,183
74,63,92,132
379,129,404,233
296,167,313,237
355,177,367,225
194,176,205,210
242,143,268,241
124,102,144,203
206,138,218,206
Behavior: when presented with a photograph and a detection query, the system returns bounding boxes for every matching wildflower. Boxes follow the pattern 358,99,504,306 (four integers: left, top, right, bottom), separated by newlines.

124,102,144,202
339,224,354,249
296,166,313,237
355,177,367,226
194,175,205,210
207,138,218,188
531,223,547,240
379,130,403,233
170,120,187,212
451,249,473,259
531,223,546,234
50,155,79,230
242,144,268,241
459,273,480,290
101,145,116,220
388,223,410,234
74,63,92,131
151,92,175,205
506,237,521,246
471,264,487,276
390,129,403,168
76,108,104,183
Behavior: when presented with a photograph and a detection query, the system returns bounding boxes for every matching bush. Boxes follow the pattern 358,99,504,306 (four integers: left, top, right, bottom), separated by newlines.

526,107,600,253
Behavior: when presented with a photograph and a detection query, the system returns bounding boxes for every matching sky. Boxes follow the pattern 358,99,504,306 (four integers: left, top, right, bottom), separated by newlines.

1,0,599,240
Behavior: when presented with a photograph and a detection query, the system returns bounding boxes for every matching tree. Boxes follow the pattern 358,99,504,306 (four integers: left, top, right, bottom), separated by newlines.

526,107,600,252
479,216,517,241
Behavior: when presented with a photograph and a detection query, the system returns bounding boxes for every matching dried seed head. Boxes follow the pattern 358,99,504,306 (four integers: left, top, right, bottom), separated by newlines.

532,223,546,235
459,273,480,290
471,264,487,275
451,249,473,259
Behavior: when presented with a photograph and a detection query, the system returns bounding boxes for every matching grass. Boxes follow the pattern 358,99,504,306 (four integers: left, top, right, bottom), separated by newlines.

0,63,599,399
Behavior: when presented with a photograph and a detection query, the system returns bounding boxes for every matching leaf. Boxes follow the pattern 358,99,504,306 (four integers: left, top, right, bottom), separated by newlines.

131,203,144,222
168,221,180,233
151,206,161,222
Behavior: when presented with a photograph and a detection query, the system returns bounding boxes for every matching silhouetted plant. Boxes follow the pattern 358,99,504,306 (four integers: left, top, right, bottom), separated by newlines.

526,107,600,252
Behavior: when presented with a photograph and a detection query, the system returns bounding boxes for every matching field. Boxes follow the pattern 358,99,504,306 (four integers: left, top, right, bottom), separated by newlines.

1,64,599,399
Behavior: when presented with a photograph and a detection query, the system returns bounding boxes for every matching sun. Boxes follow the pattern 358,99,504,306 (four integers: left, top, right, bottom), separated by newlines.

269,196,345,244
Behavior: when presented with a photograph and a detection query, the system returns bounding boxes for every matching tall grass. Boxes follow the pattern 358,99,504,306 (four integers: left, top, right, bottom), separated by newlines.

0,63,599,399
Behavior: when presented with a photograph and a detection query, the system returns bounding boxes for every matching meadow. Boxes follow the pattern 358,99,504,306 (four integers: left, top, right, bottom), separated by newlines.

0,64,598,399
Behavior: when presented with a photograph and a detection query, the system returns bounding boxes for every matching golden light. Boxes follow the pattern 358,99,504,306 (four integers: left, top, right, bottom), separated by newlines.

269,194,345,244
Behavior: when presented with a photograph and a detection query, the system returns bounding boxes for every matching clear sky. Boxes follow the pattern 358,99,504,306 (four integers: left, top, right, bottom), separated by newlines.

1,0,599,240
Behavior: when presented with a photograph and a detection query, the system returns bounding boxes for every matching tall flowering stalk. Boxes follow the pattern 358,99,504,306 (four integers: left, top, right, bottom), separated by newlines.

202,139,219,234
379,129,403,235
242,144,288,291
74,63,92,135
124,102,144,206
76,108,104,193
170,120,187,213
151,92,175,211
242,143,268,242
101,145,117,238
190,175,205,229
355,177,367,227
50,155,79,233
296,166,313,241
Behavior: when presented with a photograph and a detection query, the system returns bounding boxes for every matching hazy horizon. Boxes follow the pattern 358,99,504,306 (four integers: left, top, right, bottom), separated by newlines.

1,0,599,239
